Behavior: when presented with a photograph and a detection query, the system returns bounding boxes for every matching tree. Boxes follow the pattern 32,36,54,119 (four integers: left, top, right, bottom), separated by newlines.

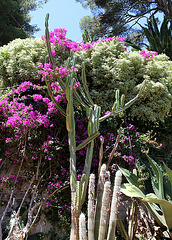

0,0,48,46
79,0,130,39
76,0,172,39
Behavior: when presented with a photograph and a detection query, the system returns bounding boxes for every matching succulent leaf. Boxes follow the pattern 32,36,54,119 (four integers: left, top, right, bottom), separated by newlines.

145,152,164,199
121,184,166,228
142,196,172,231
121,183,145,199
119,166,145,194
163,163,172,185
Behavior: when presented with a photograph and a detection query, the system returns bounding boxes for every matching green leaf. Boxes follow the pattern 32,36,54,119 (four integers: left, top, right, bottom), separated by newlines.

121,184,166,228
145,153,164,199
144,193,158,201
121,184,145,199
143,202,165,228
163,163,172,185
142,197,172,231
152,16,160,38
119,166,145,194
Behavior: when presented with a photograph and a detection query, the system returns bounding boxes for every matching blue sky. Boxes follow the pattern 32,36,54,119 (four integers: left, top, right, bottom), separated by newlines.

30,0,92,42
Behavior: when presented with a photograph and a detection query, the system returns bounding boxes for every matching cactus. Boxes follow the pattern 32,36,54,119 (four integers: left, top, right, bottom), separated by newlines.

44,13,145,240
79,166,123,240
120,154,172,238
98,181,111,240
94,164,110,240
88,174,95,240
79,213,87,240
107,170,122,240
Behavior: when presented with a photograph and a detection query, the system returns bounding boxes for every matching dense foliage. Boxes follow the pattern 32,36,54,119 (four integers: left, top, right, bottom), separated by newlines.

0,0,48,46
74,40,172,122
0,37,47,87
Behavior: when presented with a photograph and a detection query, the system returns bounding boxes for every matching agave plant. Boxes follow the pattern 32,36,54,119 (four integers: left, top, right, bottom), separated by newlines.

125,16,172,60
120,153,172,238
140,16,172,60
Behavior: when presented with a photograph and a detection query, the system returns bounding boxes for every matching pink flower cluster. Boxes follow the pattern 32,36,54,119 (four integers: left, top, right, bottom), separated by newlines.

72,82,81,93
0,81,66,143
140,50,158,59
2,98,49,130
41,28,93,52
38,63,77,82
123,155,134,164
41,28,126,53
14,81,41,95
0,175,19,184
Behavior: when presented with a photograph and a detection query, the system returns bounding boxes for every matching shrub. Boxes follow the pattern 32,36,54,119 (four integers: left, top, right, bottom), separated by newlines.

74,40,172,122
1,32,171,123
0,38,47,87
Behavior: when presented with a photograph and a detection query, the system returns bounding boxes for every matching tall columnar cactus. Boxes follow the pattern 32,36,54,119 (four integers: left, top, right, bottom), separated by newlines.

88,174,95,240
79,213,87,240
98,181,111,240
107,170,122,240
94,164,110,240
79,166,123,240
44,13,145,240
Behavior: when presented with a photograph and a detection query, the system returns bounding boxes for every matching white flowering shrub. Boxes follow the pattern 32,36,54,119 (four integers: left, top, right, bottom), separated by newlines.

74,40,172,122
0,38,47,87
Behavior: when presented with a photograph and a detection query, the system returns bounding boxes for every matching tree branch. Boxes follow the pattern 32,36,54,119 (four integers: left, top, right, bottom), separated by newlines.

125,7,161,24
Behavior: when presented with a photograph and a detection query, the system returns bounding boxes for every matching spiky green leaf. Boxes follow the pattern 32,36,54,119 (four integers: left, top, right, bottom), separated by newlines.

145,153,164,199
119,166,145,194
